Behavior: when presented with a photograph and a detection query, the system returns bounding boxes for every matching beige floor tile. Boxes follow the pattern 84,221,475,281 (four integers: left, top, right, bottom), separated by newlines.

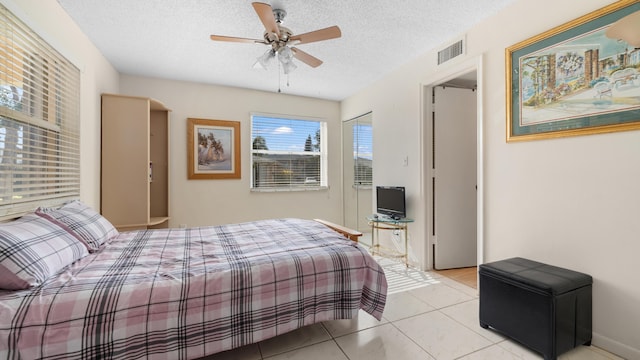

394,310,492,360
323,310,388,338
263,340,349,360
335,323,435,360
408,281,474,309
456,344,522,359
559,345,623,360
380,290,436,322
259,323,331,358
437,275,479,298
439,298,505,343
497,340,548,359
588,346,626,360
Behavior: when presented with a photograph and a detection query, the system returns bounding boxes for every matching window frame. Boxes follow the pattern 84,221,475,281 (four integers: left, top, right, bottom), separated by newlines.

250,113,328,192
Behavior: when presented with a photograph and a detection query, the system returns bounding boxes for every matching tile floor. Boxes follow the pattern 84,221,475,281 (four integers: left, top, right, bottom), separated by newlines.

204,256,624,360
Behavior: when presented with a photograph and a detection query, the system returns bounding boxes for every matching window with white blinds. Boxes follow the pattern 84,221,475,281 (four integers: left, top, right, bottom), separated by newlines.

0,4,80,220
353,123,372,186
251,114,326,190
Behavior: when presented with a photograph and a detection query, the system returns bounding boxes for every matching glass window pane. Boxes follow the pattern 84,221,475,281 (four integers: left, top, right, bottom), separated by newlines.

0,4,80,219
354,123,372,185
251,115,325,190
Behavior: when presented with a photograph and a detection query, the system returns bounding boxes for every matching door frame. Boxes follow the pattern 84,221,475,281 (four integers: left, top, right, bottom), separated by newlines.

419,55,484,271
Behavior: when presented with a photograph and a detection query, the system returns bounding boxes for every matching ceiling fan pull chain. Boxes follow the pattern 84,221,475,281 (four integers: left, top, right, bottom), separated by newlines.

278,59,282,93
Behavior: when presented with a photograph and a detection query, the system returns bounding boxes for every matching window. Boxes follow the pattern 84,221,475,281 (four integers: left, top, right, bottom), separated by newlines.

251,114,326,190
0,4,80,219
353,123,373,186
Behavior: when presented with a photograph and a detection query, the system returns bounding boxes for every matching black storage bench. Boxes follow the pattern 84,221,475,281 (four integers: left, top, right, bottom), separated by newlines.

479,257,592,360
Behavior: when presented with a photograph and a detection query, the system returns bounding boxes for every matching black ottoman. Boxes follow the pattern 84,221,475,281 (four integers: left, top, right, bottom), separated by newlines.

479,257,592,360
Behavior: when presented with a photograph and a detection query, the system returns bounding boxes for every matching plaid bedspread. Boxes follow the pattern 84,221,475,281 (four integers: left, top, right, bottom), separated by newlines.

0,218,387,359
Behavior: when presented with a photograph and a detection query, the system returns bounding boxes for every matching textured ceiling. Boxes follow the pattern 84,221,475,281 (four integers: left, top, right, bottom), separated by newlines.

57,0,517,101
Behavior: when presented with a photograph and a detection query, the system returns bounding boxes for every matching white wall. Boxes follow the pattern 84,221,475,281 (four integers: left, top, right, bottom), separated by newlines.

0,0,120,210
120,75,343,227
342,0,640,358
342,73,425,265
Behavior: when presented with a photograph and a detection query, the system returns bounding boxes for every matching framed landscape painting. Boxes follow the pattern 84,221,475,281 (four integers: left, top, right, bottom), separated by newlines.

506,0,640,142
187,118,241,179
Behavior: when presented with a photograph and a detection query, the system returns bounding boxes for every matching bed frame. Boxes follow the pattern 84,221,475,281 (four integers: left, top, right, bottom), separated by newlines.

313,219,363,242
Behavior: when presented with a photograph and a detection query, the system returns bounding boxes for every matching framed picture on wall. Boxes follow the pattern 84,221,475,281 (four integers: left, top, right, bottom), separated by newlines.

506,0,640,142
187,118,241,179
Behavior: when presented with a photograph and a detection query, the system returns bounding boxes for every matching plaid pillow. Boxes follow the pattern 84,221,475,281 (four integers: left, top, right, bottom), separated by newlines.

37,200,118,252
0,213,89,290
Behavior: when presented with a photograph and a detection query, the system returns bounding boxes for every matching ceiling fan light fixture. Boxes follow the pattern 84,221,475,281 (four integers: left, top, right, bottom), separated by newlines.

254,49,275,70
281,59,297,75
277,46,294,62
277,46,297,74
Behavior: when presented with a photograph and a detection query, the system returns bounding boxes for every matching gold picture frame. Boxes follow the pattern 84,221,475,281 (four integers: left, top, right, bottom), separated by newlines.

187,118,241,179
506,0,640,142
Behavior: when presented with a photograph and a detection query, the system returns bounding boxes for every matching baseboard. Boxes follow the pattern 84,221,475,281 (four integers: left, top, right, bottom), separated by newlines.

593,332,640,360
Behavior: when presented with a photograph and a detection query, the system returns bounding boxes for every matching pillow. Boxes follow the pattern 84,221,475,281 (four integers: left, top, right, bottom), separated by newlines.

37,200,119,252
0,213,89,290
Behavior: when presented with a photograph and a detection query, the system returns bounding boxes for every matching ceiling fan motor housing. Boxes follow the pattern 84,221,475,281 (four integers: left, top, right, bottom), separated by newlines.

264,26,292,52
273,8,286,23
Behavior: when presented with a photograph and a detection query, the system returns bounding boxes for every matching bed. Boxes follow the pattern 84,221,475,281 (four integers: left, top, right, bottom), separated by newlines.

0,203,387,360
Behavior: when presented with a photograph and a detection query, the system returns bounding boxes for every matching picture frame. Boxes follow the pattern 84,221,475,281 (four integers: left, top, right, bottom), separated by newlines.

506,0,640,142
187,118,241,179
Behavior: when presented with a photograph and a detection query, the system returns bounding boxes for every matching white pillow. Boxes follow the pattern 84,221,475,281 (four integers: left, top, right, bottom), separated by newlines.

37,200,119,252
0,213,88,290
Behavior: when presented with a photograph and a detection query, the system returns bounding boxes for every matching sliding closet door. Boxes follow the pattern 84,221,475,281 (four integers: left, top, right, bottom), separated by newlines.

343,113,373,244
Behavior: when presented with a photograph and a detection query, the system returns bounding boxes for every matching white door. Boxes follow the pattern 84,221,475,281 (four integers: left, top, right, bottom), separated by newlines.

433,86,477,269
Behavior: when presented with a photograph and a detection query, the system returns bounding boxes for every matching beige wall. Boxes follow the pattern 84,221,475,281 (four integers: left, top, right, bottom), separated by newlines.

119,75,343,227
343,0,639,358
0,0,119,210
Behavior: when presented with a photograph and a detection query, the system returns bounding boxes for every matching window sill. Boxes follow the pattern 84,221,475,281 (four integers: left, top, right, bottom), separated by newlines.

353,184,372,190
251,186,329,193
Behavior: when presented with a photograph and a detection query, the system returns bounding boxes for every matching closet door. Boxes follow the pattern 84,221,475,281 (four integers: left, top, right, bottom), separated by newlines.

101,94,170,230
342,113,373,242
102,95,150,228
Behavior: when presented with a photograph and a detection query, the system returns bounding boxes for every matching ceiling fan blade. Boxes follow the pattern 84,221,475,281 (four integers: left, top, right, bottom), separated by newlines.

291,47,323,68
252,2,280,38
210,35,265,44
289,26,341,45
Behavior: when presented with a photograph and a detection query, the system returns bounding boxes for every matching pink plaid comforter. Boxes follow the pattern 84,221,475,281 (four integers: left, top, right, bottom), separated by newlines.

0,218,387,359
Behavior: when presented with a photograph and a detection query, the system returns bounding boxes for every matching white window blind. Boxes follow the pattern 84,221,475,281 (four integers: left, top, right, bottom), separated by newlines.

251,115,326,190
353,123,372,186
0,3,80,219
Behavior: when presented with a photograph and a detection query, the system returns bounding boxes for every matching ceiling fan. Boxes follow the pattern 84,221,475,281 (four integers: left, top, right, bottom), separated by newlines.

210,2,342,74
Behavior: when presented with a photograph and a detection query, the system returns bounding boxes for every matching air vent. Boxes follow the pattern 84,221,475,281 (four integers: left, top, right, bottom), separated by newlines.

437,38,465,65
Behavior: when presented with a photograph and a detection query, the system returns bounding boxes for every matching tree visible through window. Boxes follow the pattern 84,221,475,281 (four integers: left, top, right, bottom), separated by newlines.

251,115,326,190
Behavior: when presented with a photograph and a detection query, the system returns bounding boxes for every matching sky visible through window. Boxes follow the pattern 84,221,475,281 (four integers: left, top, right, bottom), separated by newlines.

252,116,321,152
251,116,372,158
354,124,373,160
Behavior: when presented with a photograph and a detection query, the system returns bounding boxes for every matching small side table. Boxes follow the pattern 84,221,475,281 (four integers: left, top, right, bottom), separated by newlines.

366,215,414,266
